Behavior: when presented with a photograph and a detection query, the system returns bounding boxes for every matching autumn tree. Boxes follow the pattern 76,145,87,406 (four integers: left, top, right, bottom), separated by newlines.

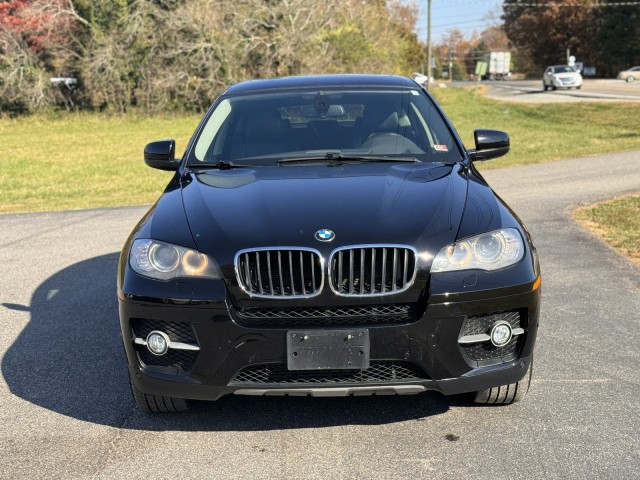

480,25,509,52
593,0,640,76
502,0,597,74
320,0,422,76
0,0,77,112
435,29,478,80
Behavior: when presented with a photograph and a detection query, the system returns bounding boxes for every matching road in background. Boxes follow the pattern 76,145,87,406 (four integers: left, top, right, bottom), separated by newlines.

446,78,640,103
475,78,640,103
1,151,640,479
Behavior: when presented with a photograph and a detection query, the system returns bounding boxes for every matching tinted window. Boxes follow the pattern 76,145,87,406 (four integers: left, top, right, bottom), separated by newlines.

553,66,576,73
189,89,463,165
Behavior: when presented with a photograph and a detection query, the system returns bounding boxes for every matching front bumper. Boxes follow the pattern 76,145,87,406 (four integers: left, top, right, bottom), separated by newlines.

119,280,540,401
553,77,582,88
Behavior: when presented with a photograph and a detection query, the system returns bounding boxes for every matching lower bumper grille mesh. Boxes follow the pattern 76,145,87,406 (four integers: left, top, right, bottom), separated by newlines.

137,348,196,370
230,361,427,385
463,338,520,362
132,318,196,344
131,319,197,371
461,311,524,364
235,304,420,327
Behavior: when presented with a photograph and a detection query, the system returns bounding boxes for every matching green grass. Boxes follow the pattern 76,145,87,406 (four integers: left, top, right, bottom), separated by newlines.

1,88,640,213
432,87,640,169
0,112,199,213
574,194,640,266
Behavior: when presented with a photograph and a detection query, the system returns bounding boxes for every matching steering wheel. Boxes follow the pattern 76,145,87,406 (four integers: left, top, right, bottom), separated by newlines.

361,132,423,155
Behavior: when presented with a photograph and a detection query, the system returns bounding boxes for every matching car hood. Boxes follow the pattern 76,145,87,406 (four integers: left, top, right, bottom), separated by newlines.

553,72,581,79
180,162,468,267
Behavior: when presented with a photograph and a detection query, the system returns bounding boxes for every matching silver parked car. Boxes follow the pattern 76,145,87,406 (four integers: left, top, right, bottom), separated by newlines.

543,65,582,90
617,66,640,83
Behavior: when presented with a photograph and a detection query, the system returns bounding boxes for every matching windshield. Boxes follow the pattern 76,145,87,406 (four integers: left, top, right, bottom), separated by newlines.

553,66,577,73
188,88,463,166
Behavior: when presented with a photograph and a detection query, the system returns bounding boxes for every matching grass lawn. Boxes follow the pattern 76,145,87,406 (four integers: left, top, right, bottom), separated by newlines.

0,113,200,213
432,87,640,169
1,87,640,213
574,194,640,266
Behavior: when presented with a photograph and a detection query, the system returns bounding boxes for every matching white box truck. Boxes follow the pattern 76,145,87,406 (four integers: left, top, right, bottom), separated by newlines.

485,52,511,80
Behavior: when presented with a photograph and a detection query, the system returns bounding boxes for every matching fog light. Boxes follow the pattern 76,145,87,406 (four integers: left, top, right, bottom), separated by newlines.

490,322,513,347
146,330,170,356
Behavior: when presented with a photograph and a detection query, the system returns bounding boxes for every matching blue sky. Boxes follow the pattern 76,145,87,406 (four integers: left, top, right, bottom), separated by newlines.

415,0,503,43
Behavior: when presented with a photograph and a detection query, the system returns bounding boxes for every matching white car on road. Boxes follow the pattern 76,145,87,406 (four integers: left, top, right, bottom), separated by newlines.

617,66,640,83
543,65,582,90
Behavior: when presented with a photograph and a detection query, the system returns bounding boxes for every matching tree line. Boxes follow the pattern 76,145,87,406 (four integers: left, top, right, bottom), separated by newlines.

503,0,640,76
429,1,639,81
0,0,422,114
4,1,638,115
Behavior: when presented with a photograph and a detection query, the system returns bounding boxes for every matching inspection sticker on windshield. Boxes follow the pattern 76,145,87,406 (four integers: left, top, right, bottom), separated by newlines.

434,144,449,152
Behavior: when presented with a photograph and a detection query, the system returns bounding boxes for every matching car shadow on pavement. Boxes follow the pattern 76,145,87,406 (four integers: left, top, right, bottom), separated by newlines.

2,253,455,431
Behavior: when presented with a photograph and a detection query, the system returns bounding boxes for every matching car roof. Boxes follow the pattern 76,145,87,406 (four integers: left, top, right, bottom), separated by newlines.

223,74,419,95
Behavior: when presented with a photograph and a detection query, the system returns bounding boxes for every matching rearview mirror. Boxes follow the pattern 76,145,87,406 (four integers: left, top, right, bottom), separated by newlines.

468,129,510,161
327,105,345,117
301,104,345,118
144,139,179,170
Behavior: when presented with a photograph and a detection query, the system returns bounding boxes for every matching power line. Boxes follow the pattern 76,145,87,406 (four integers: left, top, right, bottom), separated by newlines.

503,1,640,7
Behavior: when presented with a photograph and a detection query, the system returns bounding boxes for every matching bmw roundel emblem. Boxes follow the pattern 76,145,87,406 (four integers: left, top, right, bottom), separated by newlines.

315,229,335,242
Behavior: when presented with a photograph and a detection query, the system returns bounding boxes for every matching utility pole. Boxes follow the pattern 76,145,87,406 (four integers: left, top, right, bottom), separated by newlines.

426,0,432,91
448,39,453,83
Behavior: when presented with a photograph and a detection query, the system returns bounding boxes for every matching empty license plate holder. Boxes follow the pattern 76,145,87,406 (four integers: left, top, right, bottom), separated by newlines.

287,329,370,370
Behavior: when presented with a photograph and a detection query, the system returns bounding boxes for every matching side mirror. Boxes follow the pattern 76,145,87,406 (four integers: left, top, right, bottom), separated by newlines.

144,139,179,171
468,129,510,161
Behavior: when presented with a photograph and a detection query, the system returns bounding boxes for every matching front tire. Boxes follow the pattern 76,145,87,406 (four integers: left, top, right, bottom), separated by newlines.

543,82,548,91
627,76,635,83
130,380,189,413
472,359,533,405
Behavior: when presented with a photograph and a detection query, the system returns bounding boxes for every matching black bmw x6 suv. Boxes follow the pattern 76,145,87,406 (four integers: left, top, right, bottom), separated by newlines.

118,75,540,412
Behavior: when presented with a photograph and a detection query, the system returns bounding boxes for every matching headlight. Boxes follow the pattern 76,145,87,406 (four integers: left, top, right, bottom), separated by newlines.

431,228,524,273
129,239,221,280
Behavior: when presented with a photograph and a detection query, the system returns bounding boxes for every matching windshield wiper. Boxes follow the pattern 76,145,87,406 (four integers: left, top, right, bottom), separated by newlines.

277,153,419,165
187,161,248,170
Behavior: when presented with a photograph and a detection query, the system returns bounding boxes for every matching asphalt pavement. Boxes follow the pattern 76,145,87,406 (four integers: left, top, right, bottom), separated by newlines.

473,79,640,103
1,151,639,479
